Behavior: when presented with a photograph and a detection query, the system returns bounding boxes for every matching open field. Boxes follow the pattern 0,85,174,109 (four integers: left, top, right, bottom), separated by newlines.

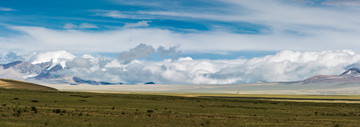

46,82,360,95
1,88,360,126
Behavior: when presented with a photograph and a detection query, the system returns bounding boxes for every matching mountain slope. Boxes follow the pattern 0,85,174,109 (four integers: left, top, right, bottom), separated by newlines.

300,68,360,84
0,78,57,91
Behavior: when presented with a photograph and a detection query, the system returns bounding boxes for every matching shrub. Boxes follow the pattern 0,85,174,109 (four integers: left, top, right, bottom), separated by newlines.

13,109,22,117
147,110,154,113
53,109,61,114
31,100,39,103
31,106,38,113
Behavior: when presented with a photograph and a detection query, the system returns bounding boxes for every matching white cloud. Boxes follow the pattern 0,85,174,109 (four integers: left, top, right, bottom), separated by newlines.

118,43,155,64
124,21,151,28
0,7,15,11
210,50,360,83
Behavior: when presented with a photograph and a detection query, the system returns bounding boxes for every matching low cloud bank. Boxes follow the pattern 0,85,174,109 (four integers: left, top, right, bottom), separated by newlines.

1,44,359,84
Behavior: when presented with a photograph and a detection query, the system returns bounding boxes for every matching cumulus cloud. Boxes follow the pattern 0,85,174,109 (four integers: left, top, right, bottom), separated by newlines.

157,45,181,60
116,43,182,64
118,43,155,64
210,50,360,83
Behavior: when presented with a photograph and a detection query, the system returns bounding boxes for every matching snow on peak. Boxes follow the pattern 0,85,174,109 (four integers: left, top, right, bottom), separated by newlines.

30,51,75,68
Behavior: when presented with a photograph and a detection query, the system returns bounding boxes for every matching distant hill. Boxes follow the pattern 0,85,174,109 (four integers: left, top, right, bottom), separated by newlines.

0,78,57,91
300,68,360,84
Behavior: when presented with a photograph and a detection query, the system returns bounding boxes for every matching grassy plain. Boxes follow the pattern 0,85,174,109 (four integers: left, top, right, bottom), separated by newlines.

1,88,360,127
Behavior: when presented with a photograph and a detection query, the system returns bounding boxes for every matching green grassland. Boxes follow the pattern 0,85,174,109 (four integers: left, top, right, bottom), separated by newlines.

1,88,360,127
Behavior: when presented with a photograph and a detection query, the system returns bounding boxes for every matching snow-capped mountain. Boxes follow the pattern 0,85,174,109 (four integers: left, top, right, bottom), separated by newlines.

28,50,75,69
340,68,360,77
0,61,51,79
0,51,121,85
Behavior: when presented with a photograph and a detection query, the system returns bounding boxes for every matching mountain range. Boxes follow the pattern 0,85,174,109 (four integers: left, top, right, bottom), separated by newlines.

1,57,360,86
0,60,123,85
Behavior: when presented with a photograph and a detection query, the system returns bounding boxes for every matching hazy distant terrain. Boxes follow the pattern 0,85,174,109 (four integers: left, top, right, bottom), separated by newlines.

40,68,360,95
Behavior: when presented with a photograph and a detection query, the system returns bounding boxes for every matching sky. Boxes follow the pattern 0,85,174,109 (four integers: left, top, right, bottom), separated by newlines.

1,0,360,55
1,0,360,84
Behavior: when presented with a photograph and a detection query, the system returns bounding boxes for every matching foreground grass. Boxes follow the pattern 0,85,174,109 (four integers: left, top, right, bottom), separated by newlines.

1,88,360,127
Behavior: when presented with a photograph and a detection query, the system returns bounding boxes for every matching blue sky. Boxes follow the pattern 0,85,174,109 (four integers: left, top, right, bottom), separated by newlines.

1,0,360,59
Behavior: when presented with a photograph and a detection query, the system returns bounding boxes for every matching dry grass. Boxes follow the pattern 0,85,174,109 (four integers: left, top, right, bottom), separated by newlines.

0,78,57,91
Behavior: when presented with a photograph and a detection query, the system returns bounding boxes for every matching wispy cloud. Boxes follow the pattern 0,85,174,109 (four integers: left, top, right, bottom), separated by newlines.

94,1,360,36
1,0,360,54
0,7,15,11
92,9,148,19
63,23,99,29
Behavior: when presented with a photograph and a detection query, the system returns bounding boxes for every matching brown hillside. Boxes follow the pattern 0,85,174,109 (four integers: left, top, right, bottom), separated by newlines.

0,78,57,91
